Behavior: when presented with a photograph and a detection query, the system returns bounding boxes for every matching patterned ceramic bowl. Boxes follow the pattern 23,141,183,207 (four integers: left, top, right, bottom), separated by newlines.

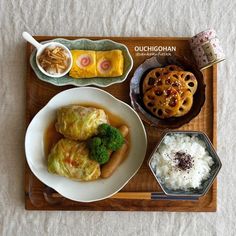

148,131,222,197
30,38,133,87
130,55,206,129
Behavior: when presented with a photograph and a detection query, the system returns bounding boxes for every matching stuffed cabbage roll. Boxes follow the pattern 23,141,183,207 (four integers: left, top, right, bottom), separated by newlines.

48,138,101,181
55,105,108,141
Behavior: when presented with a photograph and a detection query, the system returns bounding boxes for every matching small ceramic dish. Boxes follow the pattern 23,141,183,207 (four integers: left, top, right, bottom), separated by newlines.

35,42,73,78
130,54,206,129
148,131,222,197
23,32,72,78
29,38,133,87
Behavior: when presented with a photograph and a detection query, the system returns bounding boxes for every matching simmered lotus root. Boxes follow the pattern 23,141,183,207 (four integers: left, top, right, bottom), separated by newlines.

155,73,188,96
143,86,181,119
141,65,198,119
142,68,164,93
164,65,183,72
174,90,193,117
142,65,183,93
179,71,198,95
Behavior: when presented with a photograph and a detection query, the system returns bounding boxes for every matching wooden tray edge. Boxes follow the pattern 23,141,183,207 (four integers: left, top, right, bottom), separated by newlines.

24,37,218,212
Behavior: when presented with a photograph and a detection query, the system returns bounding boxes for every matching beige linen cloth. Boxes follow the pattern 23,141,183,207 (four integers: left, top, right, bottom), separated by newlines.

0,0,235,235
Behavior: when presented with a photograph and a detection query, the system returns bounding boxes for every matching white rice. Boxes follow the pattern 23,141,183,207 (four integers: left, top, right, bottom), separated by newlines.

150,134,214,190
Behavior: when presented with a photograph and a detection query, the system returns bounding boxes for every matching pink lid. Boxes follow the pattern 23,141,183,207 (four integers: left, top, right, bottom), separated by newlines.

189,29,216,49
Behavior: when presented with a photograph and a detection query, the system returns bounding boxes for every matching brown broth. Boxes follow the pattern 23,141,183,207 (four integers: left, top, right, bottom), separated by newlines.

44,120,63,156
44,103,130,159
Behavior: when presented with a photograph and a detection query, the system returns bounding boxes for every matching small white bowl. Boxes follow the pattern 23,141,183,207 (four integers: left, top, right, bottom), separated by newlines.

23,32,72,78
36,42,72,78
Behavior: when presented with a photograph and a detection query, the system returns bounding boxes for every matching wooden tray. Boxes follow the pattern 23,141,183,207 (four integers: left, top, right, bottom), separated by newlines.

25,36,217,211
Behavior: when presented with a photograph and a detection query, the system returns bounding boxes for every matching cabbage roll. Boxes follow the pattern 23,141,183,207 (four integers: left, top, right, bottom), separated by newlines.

55,105,108,141
48,138,101,181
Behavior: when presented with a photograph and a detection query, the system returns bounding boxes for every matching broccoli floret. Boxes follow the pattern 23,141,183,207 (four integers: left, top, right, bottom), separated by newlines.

88,124,125,164
98,124,124,151
88,137,109,164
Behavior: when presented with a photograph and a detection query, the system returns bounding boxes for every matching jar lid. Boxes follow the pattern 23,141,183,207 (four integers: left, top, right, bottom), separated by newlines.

189,29,216,49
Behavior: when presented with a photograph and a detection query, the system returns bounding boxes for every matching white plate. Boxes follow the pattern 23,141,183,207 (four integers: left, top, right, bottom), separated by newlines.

25,87,147,202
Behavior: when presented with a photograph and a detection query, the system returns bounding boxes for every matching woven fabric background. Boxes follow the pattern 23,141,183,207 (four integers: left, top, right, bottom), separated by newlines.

0,0,235,235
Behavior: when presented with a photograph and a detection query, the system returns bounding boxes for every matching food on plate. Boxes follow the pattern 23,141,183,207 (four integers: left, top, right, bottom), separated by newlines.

101,125,129,178
88,137,110,164
96,50,124,77
143,86,181,119
141,65,198,119
45,104,129,181
150,133,214,190
38,46,71,75
142,65,183,93
154,72,188,96
69,50,96,78
55,105,108,141
69,49,124,78
174,90,193,117
88,124,125,164
47,138,101,181
97,123,124,151
116,125,129,138
101,143,128,178
179,71,198,94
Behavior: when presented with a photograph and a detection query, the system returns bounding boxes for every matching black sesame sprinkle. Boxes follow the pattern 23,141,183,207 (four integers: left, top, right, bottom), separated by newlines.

174,151,194,171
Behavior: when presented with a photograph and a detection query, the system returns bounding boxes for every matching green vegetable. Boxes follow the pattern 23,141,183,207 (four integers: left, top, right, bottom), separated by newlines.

88,124,124,164
88,137,109,164
98,123,124,151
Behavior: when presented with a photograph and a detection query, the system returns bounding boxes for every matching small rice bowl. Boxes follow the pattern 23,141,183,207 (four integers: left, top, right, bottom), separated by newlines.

150,134,214,190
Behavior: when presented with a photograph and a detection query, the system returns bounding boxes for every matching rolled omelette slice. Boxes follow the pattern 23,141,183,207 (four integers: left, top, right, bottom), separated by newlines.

96,50,124,77
47,138,101,181
69,50,97,78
